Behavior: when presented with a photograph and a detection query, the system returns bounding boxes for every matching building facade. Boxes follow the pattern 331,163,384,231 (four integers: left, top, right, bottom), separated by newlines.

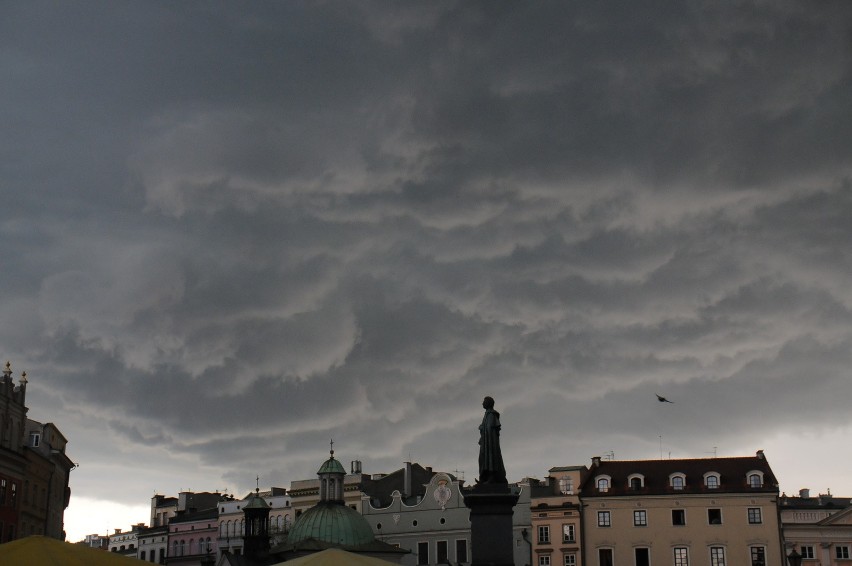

216,487,291,559
0,362,73,544
361,464,533,566
530,465,587,566
166,506,219,565
0,362,27,543
137,524,169,564
579,451,783,566
780,489,852,565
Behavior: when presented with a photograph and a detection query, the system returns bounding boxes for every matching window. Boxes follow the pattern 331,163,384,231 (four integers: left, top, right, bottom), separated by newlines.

710,546,726,565
747,507,762,524
634,509,647,526
456,539,468,563
562,524,575,543
672,509,686,525
750,546,766,566
749,474,763,488
674,547,689,566
538,525,551,543
437,540,448,563
635,548,650,566
708,508,722,524
9,483,15,508
559,476,574,494
140,551,146,561
597,511,611,527
598,548,613,566
705,475,719,489
539,556,551,566
597,478,610,492
417,542,429,565
0,479,6,504
800,546,814,559
29,432,40,447
173,541,179,556
564,554,576,566
671,476,685,490
837,546,851,560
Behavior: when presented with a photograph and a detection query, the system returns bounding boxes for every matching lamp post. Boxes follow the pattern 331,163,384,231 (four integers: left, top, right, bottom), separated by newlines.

787,548,803,566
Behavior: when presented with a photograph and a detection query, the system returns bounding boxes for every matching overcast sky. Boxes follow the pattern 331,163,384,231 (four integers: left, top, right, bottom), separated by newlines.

3,1,852,542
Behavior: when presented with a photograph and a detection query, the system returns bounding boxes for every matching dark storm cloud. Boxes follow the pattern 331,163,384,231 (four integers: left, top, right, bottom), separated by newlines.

3,0,852,521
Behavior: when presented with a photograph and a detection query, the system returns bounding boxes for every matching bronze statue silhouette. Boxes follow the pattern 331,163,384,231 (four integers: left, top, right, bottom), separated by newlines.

478,396,507,484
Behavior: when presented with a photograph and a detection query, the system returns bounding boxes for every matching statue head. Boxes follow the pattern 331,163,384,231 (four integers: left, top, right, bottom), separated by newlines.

482,396,495,410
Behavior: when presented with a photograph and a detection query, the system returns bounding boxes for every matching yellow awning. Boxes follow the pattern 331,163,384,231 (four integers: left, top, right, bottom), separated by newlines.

0,536,142,566
271,548,397,565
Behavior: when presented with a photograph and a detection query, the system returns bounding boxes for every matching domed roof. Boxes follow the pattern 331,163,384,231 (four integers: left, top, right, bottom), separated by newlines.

243,489,270,510
286,501,375,548
317,455,346,475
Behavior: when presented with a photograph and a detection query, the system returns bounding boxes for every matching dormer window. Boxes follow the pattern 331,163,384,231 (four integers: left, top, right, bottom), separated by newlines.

596,476,611,493
669,473,686,490
627,474,644,490
704,473,720,489
558,476,574,495
748,472,764,488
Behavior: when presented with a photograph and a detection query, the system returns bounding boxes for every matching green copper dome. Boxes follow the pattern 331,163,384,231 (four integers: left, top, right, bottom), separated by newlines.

317,456,346,475
286,501,375,547
243,490,269,509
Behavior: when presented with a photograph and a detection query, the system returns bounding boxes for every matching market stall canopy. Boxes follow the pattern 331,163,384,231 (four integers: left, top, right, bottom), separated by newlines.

271,548,396,565
0,536,141,566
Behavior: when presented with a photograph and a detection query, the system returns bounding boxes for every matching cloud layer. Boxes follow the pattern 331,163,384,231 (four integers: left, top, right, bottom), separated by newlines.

2,1,852,538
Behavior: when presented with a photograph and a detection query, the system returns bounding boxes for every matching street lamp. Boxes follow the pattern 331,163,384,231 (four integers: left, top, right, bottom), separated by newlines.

787,548,803,566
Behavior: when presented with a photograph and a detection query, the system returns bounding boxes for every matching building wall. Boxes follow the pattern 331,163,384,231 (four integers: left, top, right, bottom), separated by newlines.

0,362,27,543
137,525,169,564
583,492,781,566
530,466,586,566
780,492,852,565
216,490,292,560
166,510,219,565
580,454,783,566
361,472,532,566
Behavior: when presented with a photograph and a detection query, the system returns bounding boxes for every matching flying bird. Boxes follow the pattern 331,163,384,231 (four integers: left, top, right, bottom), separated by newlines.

656,394,674,403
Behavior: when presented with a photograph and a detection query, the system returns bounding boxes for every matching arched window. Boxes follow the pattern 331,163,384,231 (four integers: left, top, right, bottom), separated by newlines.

596,477,610,492
705,473,720,489
669,473,686,490
206,537,212,553
173,541,179,556
180,540,185,556
628,474,644,490
749,473,763,488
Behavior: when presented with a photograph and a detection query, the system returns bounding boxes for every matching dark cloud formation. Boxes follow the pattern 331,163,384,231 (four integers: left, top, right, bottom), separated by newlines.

3,1,852,538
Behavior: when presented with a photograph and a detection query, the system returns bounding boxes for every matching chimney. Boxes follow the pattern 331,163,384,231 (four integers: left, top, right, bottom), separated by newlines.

756,450,765,460
404,461,412,498
592,456,602,467
351,460,362,474
799,488,810,498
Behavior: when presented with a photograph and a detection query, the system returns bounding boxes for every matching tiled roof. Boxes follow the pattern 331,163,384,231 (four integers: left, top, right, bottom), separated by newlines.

579,455,778,496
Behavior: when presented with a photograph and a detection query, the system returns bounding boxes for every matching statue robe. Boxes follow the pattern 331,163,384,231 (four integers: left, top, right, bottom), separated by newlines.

478,408,507,483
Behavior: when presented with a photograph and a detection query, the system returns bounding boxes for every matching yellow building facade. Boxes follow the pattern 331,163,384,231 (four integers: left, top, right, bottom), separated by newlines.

580,451,783,566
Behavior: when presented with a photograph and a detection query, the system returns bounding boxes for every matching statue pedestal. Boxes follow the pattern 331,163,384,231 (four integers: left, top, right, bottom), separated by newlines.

464,484,519,566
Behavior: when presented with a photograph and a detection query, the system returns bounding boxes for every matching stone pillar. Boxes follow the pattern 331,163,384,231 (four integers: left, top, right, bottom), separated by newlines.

464,485,519,566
